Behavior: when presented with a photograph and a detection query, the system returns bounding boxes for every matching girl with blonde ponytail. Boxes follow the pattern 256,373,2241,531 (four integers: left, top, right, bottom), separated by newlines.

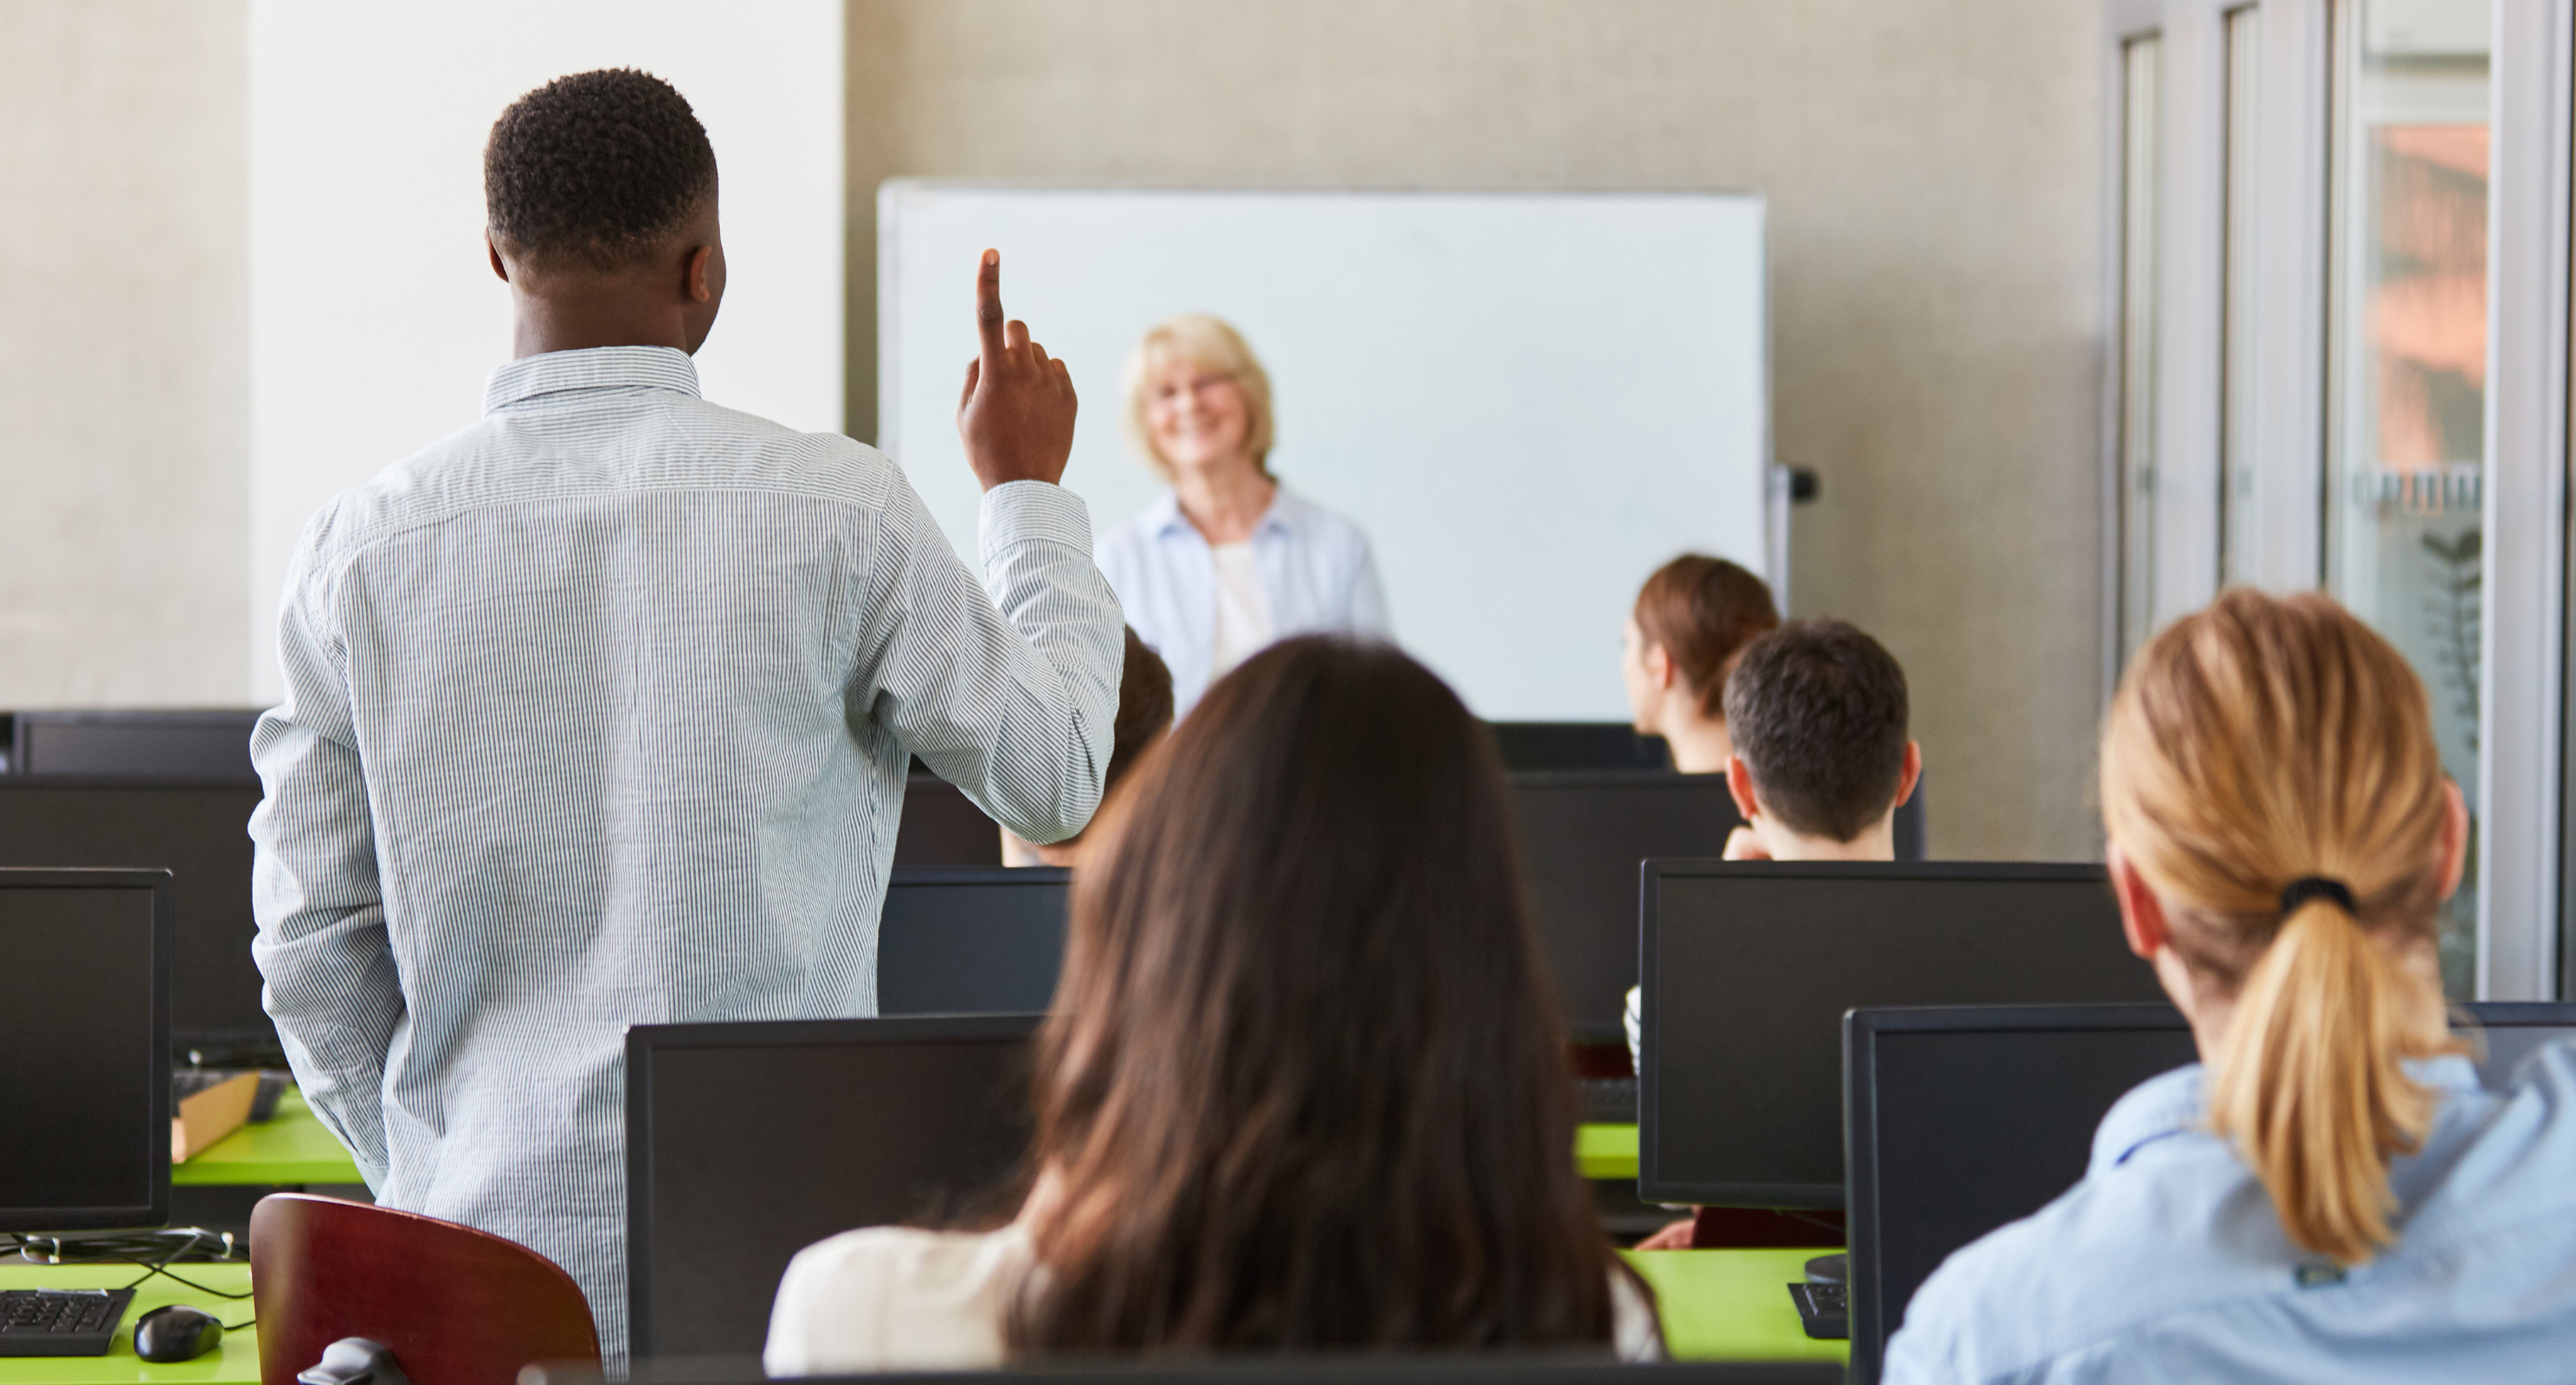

1886,589,2576,1384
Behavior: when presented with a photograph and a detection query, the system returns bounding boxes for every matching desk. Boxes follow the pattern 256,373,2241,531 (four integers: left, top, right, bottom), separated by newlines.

0,1265,257,1385
171,1092,361,1189
1623,1248,1849,1364
0,1251,1839,1382
1576,1123,1638,1181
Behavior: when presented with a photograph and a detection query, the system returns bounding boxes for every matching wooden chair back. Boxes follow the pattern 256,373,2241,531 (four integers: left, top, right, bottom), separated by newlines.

249,1194,600,1385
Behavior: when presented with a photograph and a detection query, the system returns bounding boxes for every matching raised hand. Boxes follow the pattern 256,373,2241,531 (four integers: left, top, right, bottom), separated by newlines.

956,249,1078,491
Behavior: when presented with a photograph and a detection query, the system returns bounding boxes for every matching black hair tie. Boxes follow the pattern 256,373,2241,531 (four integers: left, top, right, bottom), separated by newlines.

2279,876,2357,916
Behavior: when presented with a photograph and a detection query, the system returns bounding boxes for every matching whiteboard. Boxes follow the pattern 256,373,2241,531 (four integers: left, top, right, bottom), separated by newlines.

879,184,1768,720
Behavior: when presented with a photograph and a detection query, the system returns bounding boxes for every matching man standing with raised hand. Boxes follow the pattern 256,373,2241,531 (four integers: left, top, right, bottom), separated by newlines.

248,68,1119,1360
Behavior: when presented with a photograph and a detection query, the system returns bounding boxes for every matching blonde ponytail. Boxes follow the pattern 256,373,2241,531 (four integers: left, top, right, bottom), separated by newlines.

2101,590,2456,1266
2205,898,2442,1263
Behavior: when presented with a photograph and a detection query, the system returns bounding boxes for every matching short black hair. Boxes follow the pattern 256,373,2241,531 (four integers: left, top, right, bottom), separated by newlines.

485,69,716,272
1723,619,1910,841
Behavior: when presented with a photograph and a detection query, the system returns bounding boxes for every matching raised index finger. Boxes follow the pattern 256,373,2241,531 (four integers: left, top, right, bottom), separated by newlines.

975,248,1006,364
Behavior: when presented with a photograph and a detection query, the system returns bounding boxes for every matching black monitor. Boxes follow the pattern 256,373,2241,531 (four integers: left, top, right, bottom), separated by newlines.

1842,1001,2576,1384
1638,861,2161,1208
0,868,174,1232
879,867,1070,1016
1511,772,1744,1045
625,1015,1040,1360
10,709,262,780
0,777,272,1060
1488,722,1674,772
1515,776,1929,1047
895,775,1004,867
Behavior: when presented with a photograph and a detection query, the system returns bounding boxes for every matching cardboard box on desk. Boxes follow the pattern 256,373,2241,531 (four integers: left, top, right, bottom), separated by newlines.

173,1071,261,1163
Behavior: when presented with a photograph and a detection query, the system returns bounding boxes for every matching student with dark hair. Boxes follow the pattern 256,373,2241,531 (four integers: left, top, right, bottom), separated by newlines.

1620,554,1781,770
1719,618,1921,861
764,637,1662,1370
1002,627,1175,867
1889,590,2576,1382
248,69,1119,1359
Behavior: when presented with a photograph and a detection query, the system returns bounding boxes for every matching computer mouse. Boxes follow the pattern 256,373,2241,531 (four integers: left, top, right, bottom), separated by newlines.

133,1304,224,1362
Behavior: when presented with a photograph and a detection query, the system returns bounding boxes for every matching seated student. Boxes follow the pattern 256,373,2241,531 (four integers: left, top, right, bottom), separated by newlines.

1716,617,1922,861
1001,627,1175,866
1625,618,1922,1050
765,637,1663,1370
1888,589,2576,1382
1620,554,1781,771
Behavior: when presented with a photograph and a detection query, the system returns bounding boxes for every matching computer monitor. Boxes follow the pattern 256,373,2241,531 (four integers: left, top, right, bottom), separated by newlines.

1638,861,2161,1208
0,868,174,1232
1841,1001,2576,1384
0,778,272,1060
625,1015,1040,1360
10,709,263,780
1511,775,1930,1047
879,868,1070,1016
894,775,1004,867
1488,722,1674,772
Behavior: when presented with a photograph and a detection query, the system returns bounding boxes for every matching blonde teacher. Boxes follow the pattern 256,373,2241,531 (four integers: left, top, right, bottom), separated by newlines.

1096,314,1389,713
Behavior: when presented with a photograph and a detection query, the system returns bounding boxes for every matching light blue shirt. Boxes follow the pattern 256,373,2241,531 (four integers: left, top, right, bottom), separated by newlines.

248,346,1121,1362
1095,484,1390,713
1885,1043,2576,1384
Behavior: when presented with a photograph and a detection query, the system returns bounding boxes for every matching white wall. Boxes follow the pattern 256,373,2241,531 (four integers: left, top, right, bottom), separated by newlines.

246,0,845,703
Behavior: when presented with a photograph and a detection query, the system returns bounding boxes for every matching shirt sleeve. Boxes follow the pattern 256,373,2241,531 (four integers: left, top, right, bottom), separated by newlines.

246,536,399,1186
861,476,1124,845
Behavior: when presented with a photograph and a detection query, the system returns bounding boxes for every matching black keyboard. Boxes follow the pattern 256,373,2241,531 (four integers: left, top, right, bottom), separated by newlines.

1577,1077,1639,1124
0,1288,135,1356
1786,1281,1847,1340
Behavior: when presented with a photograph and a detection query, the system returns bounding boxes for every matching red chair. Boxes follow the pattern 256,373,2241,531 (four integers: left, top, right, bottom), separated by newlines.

248,1194,600,1385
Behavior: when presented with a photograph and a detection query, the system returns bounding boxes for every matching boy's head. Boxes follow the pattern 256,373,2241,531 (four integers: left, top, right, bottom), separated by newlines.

1722,619,1918,857
484,69,724,348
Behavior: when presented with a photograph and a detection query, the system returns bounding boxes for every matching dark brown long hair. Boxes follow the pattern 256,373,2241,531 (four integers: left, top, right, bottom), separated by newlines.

1010,636,1624,1353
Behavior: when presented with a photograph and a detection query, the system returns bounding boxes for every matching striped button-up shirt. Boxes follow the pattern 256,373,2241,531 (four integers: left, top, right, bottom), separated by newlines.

248,346,1121,1361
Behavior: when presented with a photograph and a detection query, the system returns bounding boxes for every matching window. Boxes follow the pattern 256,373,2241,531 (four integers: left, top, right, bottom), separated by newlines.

2325,0,2490,996
2117,35,2166,662
2218,6,2263,588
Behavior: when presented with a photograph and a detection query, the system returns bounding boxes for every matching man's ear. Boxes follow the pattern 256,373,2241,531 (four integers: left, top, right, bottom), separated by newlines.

2109,841,2170,963
1724,755,1763,824
1893,740,1922,808
684,242,715,304
487,230,511,284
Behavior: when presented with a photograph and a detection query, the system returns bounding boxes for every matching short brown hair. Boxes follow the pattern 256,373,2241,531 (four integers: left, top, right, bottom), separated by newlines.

1723,619,1909,841
1633,556,1780,718
1014,636,1624,1352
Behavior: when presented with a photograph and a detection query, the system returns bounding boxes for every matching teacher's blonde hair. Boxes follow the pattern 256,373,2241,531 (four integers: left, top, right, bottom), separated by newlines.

2100,589,2457,1265
1121,313,1276,480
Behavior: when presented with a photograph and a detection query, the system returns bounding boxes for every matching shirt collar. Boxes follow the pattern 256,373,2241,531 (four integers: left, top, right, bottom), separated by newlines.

2090,1053,2483,1173
1150,483,1297,540
482,345,702,416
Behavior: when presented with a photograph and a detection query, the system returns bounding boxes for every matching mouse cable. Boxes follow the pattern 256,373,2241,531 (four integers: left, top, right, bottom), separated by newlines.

118,1257,256,1301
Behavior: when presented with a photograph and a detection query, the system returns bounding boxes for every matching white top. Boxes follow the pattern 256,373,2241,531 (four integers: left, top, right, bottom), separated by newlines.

1208,539,1273,680
765,1221,1667,1374
1095,485,1392,715
247,347,1123,1362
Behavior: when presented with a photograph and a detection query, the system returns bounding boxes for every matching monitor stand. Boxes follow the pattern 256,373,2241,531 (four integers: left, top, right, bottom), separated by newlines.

1803,1253,1846,1285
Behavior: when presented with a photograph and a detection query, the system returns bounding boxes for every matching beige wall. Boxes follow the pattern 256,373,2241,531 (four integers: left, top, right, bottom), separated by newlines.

847,0,2109,860
1,0,249,709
